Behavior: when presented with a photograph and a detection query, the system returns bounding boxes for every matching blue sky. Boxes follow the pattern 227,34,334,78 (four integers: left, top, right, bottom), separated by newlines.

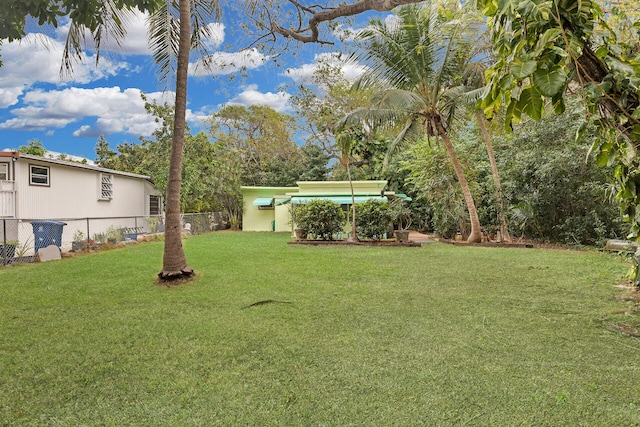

0,7,373,161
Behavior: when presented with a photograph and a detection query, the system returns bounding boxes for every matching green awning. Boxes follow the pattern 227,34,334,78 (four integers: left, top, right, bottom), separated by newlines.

394,193,413,201
291,196,386,205
253,197,274,207
275,198,291,206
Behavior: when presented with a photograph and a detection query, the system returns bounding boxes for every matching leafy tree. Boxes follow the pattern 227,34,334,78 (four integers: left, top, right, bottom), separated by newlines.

496,99,626,246
209,105,303,186
18,140,46,157
299,143,330,181
95,136,118,168
402,134,479,239
95,100,224,214
478,0,640,254
341,3,485,242
290,57,374,159
209,143,243,229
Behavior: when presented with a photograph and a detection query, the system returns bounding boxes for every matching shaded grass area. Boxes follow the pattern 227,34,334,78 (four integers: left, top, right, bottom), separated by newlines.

1,232,639,425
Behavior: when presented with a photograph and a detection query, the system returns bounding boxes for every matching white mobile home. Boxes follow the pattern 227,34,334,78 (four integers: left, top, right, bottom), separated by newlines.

0,151,160,219
0,151,161,252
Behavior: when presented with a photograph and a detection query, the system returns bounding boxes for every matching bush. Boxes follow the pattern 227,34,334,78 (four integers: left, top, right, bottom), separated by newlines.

295,199,345,240
356,199,393,241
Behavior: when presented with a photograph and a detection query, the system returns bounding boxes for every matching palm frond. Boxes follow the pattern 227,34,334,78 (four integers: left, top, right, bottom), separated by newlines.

148,1,181,89
345,1,488,165
61,20,86,77
61,0,139,77
383,116,419,170
148,0,219,89
372,88,426,113
189,0,221,71
458,86,486,105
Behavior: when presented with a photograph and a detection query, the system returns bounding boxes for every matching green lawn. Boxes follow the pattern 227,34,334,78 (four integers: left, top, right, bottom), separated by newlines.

1,232,639,426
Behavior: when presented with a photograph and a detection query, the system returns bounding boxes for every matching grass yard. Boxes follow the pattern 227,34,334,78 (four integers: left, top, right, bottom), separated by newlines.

1,231,639,425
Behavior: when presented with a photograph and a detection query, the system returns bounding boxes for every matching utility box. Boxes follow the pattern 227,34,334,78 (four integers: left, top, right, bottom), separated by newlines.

32,221,66,253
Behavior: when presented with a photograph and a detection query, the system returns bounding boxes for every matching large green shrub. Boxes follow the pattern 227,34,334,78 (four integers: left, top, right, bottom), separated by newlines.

295,199,345,240
497,101,627,246
356,199,393,241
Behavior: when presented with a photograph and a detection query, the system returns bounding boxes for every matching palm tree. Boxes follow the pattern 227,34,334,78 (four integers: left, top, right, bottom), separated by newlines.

61,0,218,280
475,109,511,242
148,0,218,280
335,130,360,243
344,2,484,243
462,61,512,243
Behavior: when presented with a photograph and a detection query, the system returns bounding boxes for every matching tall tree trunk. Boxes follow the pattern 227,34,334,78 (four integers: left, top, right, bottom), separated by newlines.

346,162,359,242
437,124,482,243
475,110,511,242
159,0,194,281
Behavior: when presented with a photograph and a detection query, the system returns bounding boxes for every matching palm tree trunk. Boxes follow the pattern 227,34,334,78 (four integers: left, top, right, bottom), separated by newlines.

158,0,194,281
437,123,482,243
475,110,511,242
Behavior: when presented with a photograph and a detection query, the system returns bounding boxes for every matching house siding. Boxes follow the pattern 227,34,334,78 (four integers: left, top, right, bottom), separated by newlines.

13,158,153,219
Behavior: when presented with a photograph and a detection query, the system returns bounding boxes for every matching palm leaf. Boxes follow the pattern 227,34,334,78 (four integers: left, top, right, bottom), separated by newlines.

148,0,219,89
344,2,485,166
61,0,138,76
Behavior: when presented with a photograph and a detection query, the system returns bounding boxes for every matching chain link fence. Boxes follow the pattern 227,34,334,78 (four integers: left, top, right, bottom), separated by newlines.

0,212,229,265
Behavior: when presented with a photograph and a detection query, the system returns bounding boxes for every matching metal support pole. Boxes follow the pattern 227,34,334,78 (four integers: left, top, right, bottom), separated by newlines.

86,218,90,248
2,219,6,264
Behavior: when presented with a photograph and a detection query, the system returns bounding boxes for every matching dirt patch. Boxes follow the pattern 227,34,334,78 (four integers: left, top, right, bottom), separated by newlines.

442,239,534,249
438,237,595,251
603,284,640,338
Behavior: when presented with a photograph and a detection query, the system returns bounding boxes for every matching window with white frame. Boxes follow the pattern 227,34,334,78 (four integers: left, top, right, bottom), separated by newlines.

0,163,8,180
99,173,113,200
29,164,49,186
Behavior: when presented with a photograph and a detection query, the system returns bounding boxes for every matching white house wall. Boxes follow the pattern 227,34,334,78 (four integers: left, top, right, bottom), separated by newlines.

14,159,152,219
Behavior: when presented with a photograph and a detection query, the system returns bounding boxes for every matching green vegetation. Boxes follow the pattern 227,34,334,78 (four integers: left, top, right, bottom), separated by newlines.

355,199,393,240
1,232,638,425
294,199,346,240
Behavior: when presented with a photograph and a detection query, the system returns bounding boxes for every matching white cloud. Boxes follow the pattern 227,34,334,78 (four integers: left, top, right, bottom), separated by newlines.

0,86,26,108
107,11,152,55
189,48,268,76
0,33,132,107
95,13,225,56
332,24,361,42
224,84,291,112
202,22,225,51
53,11,150,55
0,86,181,137
284,52,367,83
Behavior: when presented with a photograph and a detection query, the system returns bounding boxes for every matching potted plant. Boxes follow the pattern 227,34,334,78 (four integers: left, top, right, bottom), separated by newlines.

391,199,412,243
92,232,106,247
72,230,86,251
106,226,122,244
289,203,307,240
0,240,18,259
147,216,160,233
